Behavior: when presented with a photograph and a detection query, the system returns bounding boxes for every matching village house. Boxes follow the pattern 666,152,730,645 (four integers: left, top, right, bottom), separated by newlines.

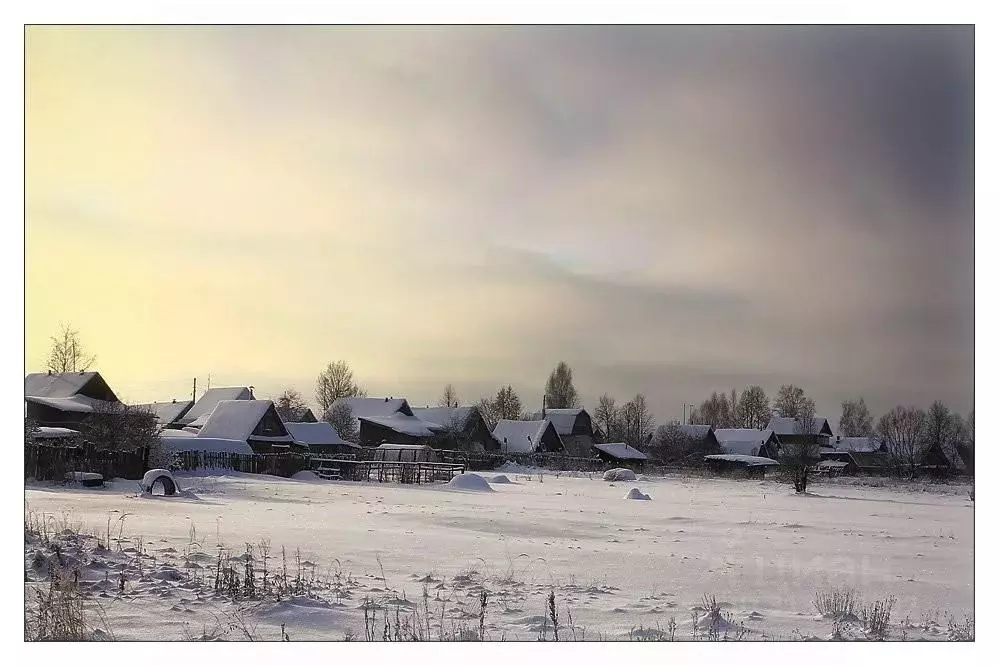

284,421,359,457
713,428,781,459
678,424,720,450
195,399,301,454
133,399,194,429
767,415,834,450
328,397,439,447
411,406,496,452
491,419,565,454
592,442,648,469
25,371,121,429
529,407,599,457
292,408,318,423
176,387,254,427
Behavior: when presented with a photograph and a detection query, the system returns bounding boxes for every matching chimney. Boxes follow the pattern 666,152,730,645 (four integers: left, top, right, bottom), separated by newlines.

542,394,547,420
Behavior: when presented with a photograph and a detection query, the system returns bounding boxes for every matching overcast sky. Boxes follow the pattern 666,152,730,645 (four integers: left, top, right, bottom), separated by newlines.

25,26,974,423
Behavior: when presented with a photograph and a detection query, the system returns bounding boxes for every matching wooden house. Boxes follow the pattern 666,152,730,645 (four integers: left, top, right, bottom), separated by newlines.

491,419,565,454
328,397,440,446
285,421,359,457
767,415,834,450
24,371,121,429
714,428,781,459
196,400,301,454
411,406,495,452
592,442,648,469
530,408,598,457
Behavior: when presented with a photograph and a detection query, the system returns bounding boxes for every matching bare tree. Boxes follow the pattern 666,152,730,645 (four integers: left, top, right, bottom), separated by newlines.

544,362,579,409
594,394,618,442
47,323,96,373
737,386,770,429
438,384,459,408
476,397,498,430
273,388,309,422
774,384,809,419
315,360,365,414
82,402,159,453
325,402,358,443
839,398,874,437
780,398,820,493
619,394,655,449
730,389,739,426
877,405,927,477
25,416,39,446
691,392,732,428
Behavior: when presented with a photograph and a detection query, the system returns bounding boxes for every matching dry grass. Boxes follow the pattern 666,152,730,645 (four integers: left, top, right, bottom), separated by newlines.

813,586,861,619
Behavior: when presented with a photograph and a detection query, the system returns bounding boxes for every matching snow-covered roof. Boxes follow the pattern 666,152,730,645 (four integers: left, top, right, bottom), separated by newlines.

718,440,763,457
831,436,882,453
159,428,197,437
705,454,780,466
593,442,648,461
25,372,102,398
332,397,413,419
285,421,357,448
411,406,477,429
25,395,108,414
375,443,433,451
134,400,194,425
180,387,253,424
196,400,292,442
817,460,849,469
529,408,588,436
767,416,833,436
358,414,438,437
714,428,774,444
159,436,254,455
34,426,81,439
680,424,713,439
491,419,554,454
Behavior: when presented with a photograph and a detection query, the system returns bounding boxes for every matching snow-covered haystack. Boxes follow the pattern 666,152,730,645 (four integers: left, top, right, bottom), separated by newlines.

603,468,637,482
446,473,494,492
624,488,651,500
489,474,512,484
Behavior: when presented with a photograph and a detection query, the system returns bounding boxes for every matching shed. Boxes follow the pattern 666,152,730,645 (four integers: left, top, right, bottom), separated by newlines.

593,442,648,468
704,453,780,478
285,421,359,456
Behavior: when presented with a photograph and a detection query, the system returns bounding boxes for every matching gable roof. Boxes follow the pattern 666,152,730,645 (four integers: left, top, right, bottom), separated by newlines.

159,435,254,455
705,454,780,467
25,371,119,403
714,429,777,457
25,395,107,414
285,421,358,448
331,397,414,419
134,400,194,425
680,424,714,440
180,387,253,425
410,406,478,430
529,408,588,435
196,400,291,442
358,414,438,438
767,416,833,437
593,442,648,461
491,419,559,453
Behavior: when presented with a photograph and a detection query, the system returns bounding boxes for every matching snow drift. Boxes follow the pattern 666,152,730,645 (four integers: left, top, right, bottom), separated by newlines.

624,488,651,500
603,468,637,482
488,474,512,484
445,473,493,492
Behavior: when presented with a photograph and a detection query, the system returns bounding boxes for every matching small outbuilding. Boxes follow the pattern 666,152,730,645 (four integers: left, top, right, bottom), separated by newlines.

704,453,780,479
593,442,648,469
491,419,565,454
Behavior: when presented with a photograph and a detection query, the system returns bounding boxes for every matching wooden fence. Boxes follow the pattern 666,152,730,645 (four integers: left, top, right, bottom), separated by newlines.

311,460,466,483
433,449,611,472
25,443,148,481
172,450,310,477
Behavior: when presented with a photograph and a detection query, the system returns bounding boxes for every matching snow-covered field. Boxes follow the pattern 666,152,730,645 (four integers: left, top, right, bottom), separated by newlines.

24,468,974,641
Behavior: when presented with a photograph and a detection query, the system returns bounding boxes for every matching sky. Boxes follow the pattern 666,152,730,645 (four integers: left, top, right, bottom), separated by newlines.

25,25,974,424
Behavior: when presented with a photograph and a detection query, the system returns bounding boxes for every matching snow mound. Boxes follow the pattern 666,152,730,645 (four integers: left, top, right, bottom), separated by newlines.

445,473,494,492
624,488,651,500
489,474,512,484
603,468,637,482
141,469,179,496
291,471,319,481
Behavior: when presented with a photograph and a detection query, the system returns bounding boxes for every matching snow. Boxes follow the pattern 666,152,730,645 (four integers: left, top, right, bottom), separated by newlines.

24,471,973,641
445,473,494,492
141,469,180,495
159,436,254,455
359,414,437,437
197,400,292,443
34,426,81,439
488,475,512,484
718,441,762,457
180,387,253,425
594,442,648,461
285,421,353,447
705,454,780,466
530,408,587,435
410,406,477,429
25,371,101,398
832,436,882,453
133,400,194,425
767,416,833,436
624,488,651,500
65,472,103,482
24,395,108,413
491,419,554,453
159,428,196,437
603,468,638,482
